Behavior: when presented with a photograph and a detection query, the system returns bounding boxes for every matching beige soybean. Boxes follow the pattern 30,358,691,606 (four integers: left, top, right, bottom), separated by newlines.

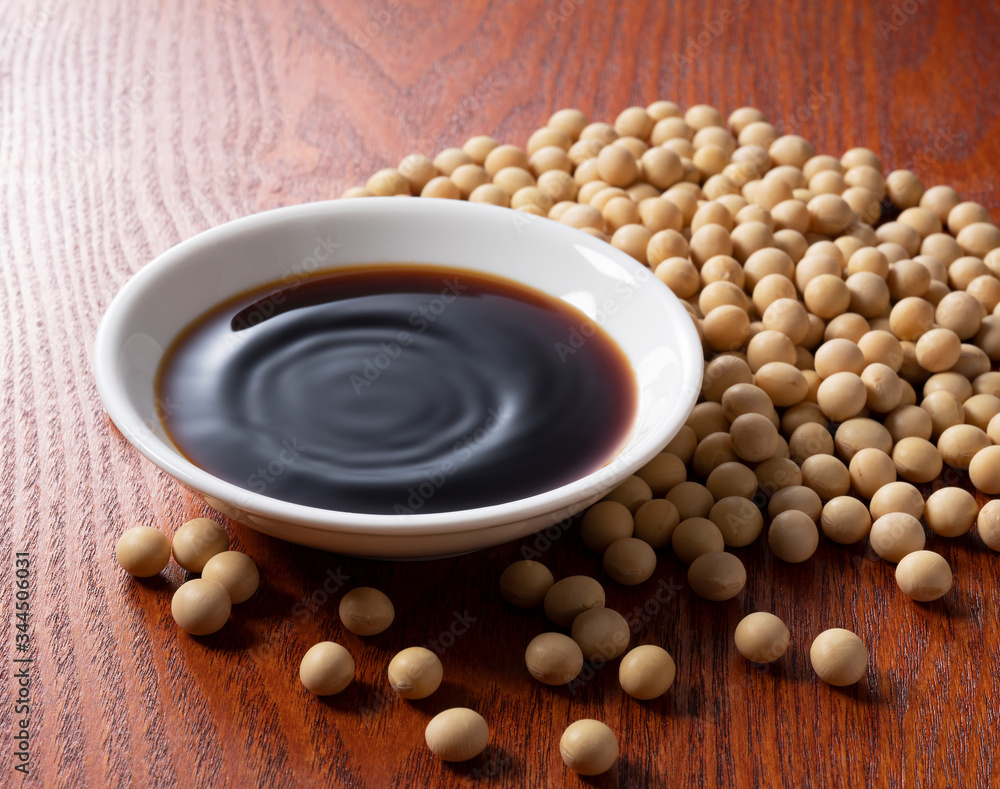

525,632,584,685
924,487,978,538
543,576,606,627
734,612,790,663
895,551,953,602
789,415,832,455
571,607,631,661
703,304,751,351
729,412,779,462
781,401,828,435
468,183,510,207
603,538,657,585
703,356,754,403
938,424,991,469
672,517,726,564
579,501,634,552
884,405,933,443
969,445,1000,494
964,393,1000,431
171,579,232,636
922,391,965,439
834,418,893,461
869,512,926,562
201,551,260,604
560,719,618,776
869,481,925,521
387,647,443,699
339,587,395,636
860,363,903,413
664,425,697,464
171,518,230,573
768,510,819,563
115,526,171,577
817,372,867,421
462,136,498,164
754,361,809,407
810,628,868,686
499,560,555,608
767,485,822,523
633,499,681,549
821,496,872,544
915,328,962,372
825,313,870,344
635,452,687,496
848,448,896,499
858,330,904,370
665,481,715,520
425,708,489,762
814,338,866,378
299,641,355,696
366,168,410,196
421,176,461,199
755,457,803,495
973,371,1000,397
724,384,775,422
976,500,1000,551
709,496,764,547
936,291,985,339
801,454,851,500
889,297,935,341
618,645,676,700
602,475,653,513
706,462,759,500
687,551,747,600
892,437,942,484
397,154,436,193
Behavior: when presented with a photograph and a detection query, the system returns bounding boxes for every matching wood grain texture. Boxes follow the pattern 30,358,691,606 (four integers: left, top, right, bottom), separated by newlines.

1,0,999,786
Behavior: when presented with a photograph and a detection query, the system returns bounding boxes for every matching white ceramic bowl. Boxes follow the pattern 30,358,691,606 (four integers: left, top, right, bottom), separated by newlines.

94,198,702,557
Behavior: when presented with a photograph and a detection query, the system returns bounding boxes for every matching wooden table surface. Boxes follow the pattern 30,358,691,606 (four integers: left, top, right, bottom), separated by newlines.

3,0,1000,787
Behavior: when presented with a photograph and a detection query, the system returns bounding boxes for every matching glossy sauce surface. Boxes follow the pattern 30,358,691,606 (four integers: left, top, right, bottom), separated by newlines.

157,265,637,515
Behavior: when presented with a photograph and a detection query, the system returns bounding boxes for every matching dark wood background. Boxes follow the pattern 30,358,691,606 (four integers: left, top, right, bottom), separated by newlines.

2,0,999,786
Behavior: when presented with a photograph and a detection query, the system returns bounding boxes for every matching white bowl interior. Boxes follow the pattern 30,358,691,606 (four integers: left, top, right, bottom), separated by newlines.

95,198,702,556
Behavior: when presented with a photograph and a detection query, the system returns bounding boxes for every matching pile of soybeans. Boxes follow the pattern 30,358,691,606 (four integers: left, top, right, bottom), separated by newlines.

347,98,1000,682
122,102,1000,775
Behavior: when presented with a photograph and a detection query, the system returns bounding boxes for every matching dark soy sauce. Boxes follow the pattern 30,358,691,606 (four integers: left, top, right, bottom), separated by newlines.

157,265,637,515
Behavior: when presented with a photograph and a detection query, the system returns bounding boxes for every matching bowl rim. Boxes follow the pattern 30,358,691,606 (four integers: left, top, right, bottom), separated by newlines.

94,198,703,536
